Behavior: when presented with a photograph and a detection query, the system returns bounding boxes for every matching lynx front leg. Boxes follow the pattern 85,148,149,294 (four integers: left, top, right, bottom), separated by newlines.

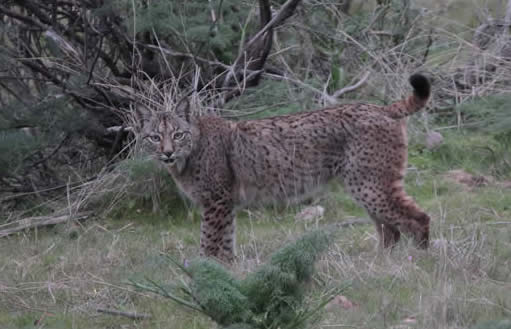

199,202,236,263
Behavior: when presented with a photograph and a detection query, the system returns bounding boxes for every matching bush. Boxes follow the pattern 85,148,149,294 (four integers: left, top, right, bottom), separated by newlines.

130,229,344,329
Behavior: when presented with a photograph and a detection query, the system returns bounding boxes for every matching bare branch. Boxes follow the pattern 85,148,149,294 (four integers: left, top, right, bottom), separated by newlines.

0,3,46,29
245,0,301,50
331,71,371,99
262,71,370,105
219,0,303,106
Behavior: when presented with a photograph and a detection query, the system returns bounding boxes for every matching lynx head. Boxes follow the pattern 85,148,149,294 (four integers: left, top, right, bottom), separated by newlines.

138,99,198,174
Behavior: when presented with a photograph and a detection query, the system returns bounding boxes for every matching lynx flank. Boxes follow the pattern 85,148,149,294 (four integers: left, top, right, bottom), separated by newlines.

139,74,431,262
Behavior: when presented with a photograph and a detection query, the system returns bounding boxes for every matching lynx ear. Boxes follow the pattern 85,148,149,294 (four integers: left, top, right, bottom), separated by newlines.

175,98,190,122
133,103,152,129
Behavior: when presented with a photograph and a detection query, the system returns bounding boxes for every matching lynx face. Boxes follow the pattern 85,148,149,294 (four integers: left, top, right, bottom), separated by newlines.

142,102,197,174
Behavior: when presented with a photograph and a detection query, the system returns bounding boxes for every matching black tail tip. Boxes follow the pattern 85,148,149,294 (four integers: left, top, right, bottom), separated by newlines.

409,73,430,100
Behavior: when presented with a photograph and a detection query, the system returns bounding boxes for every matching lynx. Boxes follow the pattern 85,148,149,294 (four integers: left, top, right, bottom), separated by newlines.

139,74,431,262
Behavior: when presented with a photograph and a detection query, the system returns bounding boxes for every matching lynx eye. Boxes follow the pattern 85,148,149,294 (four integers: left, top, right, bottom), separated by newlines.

173,131,185,140
148,134,162,143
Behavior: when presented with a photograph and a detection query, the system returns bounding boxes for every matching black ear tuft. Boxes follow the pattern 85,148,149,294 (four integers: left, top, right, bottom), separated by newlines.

409,73,430,100
175,98,190,122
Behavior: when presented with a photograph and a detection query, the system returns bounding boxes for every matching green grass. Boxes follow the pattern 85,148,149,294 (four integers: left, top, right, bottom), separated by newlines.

1,129,511,329
409,130,511,178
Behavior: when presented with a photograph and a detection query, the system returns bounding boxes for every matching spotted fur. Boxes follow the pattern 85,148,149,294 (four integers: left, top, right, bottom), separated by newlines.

140,74,431,262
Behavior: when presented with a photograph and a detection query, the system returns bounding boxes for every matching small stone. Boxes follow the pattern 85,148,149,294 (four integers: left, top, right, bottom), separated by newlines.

402,316,417,324
425,131,444,150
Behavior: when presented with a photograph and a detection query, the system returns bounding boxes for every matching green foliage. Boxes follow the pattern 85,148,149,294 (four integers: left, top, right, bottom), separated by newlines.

187,259,253,326
118,156,167,181
240,230,333,328
223,80,313,120
459,94,511,138
92,0,130,18
408,129,511,178
123,0,250,62
433,96,511,177
328,60,346,94
0,88,96,137
107,156,185,216
0,96,88,180
268,230,331,280
0,130,41,176
131,230,339,329
341,0,423,50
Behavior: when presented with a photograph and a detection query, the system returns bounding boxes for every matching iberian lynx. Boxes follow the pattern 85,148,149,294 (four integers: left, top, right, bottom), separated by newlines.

139,74,431,262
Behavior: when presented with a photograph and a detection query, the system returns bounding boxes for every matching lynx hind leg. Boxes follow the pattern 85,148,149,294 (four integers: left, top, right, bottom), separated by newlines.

345,176,430,249
199,204,236,263
374,221,401,249
389,181,430,249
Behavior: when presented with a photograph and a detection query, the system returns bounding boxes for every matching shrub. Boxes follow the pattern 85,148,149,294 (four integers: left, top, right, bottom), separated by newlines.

130,229,344,329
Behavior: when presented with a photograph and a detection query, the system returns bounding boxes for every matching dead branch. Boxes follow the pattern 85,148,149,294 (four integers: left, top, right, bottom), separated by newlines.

262,70,369,105
218,0,303,106
244,0,302,50
331,71,371,100
0,212,92,238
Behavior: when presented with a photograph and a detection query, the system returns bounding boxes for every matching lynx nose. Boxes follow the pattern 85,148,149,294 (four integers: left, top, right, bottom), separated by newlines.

161,151,175,164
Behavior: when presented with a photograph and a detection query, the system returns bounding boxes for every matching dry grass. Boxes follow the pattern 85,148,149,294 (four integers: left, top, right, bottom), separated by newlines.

1,169,510,328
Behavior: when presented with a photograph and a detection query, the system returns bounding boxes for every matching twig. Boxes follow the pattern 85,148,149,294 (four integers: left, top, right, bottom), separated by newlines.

331,71,371,99
96,308,151,320
0,4,46,29
30,134,70,168
421,28,434,64
127,279,202,312
484,221,511,225
86,36,104,85
263,71,370,105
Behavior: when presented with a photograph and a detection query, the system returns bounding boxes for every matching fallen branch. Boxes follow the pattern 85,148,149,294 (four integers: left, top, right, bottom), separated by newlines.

0,212,92,237
96,307,151,320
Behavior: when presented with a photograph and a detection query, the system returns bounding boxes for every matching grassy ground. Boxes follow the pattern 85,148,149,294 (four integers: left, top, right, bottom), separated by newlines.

1,131,510,329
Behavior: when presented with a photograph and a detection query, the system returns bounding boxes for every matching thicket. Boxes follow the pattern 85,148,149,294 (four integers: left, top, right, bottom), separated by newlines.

0,0,278,218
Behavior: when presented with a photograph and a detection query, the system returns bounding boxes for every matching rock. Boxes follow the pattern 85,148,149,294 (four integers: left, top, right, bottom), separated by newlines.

425,130,444,150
